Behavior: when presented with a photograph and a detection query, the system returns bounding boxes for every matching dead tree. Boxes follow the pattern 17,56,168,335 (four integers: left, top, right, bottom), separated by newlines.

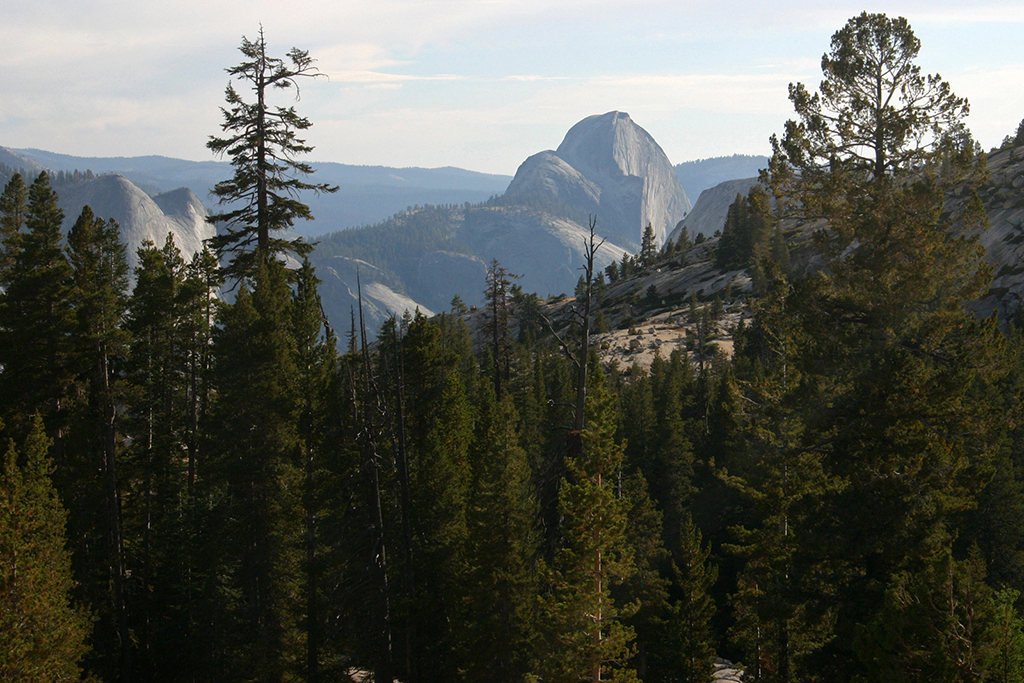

356,274,394,683
541,216,605,433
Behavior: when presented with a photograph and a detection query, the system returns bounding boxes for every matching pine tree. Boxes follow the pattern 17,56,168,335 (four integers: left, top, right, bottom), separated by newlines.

484,259,517,399
0,172,76,441
0,173,27,271
67,204,133,683
655,515,717,683
617,470,671,681
0,417,91,682
463,391,539,682
207,26,337,280
640,223,658,269
291,259,337,683
123,235,200,679
204,259,303,681
181,245,222,492
726,269,842,683
754,12,1008,678
412,369,473,680
536,373,639,683
857,545,1002,683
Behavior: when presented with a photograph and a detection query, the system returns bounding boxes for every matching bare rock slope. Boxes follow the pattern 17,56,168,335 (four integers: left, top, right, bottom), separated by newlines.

963,142,1024,318
56,174,215,275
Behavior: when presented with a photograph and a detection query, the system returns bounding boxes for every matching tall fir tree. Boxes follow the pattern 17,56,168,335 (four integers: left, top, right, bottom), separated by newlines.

536,371,639,683
463,390,539,682
0,416,91,682
291,259,337,683
67,204,133,683
123,235,197,680
207,27,337,280
0,172,76,442
412,369,473,680
203,259,303,682
0,173,27,271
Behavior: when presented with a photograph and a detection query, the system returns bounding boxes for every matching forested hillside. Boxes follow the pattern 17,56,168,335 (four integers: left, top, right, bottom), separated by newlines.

5,12,1024,683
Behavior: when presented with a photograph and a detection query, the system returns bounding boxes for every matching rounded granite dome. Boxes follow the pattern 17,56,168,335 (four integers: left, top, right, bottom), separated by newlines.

501,111,691,248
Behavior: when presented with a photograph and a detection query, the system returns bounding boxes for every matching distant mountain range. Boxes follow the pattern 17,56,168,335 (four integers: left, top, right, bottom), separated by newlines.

0,117,774,334
674,154,767,202
3,147,512,238
2,144,765,240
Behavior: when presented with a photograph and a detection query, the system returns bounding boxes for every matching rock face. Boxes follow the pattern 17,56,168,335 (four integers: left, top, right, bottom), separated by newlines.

505,112,691,248
56,174,215,276
317,256,435,336
459,206,630,298
668,177,760,242
962,143,1024,319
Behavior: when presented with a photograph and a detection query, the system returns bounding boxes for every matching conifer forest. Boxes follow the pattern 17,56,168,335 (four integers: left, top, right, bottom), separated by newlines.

7,11,1024,683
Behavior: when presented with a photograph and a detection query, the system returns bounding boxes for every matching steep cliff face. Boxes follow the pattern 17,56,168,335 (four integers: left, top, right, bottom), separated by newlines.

504,112,691,248
317,256,436,336
56,174,215,275
505,151,601,215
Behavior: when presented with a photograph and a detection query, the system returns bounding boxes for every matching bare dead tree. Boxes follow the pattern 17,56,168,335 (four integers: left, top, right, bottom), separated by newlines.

356,273,394,683
540,216,605,433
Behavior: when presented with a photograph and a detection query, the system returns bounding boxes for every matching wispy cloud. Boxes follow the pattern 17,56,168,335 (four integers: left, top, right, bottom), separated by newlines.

2,0,1023,173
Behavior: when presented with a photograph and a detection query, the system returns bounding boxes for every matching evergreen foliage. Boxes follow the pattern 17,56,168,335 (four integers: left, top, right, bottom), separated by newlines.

536,373,639,683
207,27,337,280
640,224,658,269
0,417,91,682
0,173,76,440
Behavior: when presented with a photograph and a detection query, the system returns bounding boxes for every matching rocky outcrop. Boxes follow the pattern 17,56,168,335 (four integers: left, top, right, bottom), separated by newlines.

504,151,601,215
56,174,215,276
505,112,691,248
668,177,760,242
961,143,1024,319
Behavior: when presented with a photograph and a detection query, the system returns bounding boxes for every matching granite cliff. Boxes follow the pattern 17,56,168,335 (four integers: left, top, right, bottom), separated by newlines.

506,112,691,248
55,174,215,275
310,112,681,333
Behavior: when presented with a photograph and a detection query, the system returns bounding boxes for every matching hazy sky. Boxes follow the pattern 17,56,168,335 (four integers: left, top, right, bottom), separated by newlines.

2,1,1023,175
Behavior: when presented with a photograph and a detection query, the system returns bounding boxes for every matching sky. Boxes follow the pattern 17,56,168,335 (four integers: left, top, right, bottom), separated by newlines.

2,1,1023,176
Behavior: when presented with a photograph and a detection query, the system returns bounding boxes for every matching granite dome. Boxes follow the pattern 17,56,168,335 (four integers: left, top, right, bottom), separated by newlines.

506,111,691,248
